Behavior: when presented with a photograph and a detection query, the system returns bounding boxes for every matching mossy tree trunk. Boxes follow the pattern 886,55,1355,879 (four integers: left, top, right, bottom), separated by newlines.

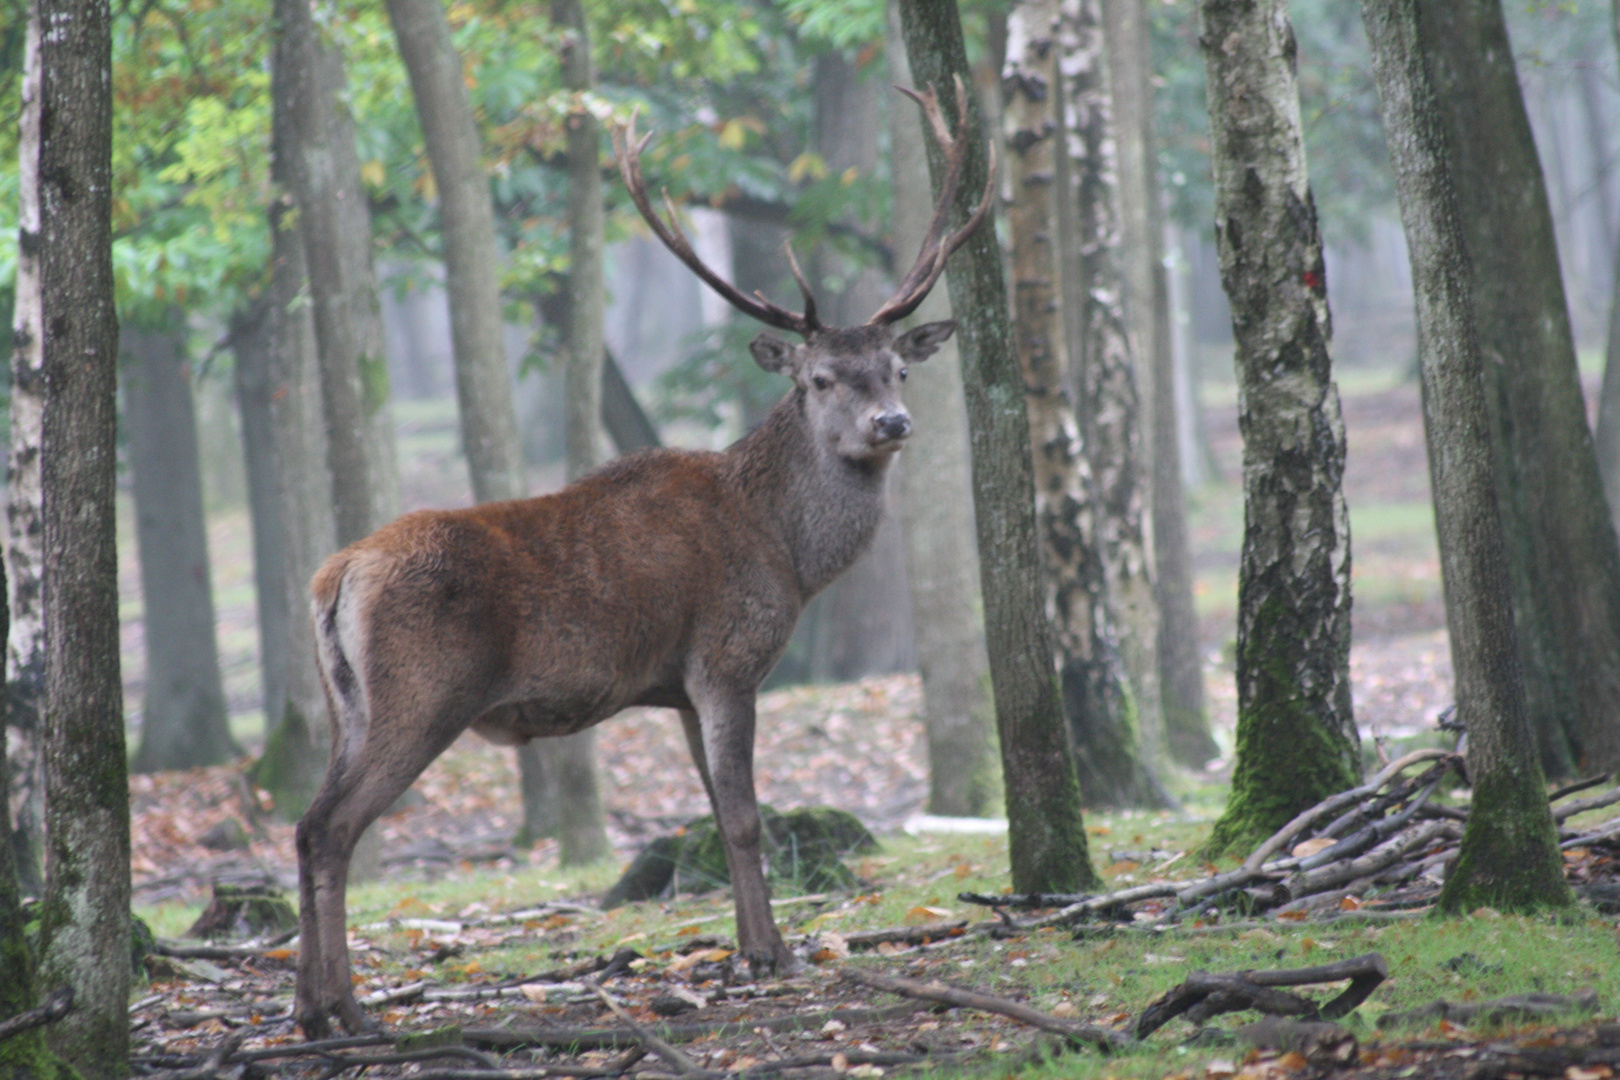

1057,0,1166,783
1415,0,1620,781
33,0,131,1071
1199,0,1359,857
123,311,240,773
1359,0,1571,914
897,0,1099,892
1006,0,1165,811
887,0,999,818
1101,0,1217,768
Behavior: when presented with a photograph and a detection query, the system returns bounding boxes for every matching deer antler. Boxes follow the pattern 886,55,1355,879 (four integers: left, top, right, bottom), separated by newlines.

865,76,998,327
613,110,823,338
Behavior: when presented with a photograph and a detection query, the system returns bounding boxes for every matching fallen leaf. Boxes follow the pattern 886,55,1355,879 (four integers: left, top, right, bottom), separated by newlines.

1566,1066,1612,1080
1339,896,1362,911
1290,838,1334,858
831,1052,849,1073
904,905,953,924
1206,1059,1238,1079
1276,910,1308,922
667,947,733,973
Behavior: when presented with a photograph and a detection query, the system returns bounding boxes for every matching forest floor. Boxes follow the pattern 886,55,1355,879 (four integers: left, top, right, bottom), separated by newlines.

112,369,1620,1079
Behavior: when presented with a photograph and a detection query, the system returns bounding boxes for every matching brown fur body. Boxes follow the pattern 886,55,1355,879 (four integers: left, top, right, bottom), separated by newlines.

293,323,955,1037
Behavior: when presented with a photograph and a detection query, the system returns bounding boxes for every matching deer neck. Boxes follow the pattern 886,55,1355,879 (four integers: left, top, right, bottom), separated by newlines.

726,391,893,599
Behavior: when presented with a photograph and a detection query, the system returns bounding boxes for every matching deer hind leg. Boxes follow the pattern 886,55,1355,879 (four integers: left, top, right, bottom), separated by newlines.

294,692,467,1038
685,688,798,977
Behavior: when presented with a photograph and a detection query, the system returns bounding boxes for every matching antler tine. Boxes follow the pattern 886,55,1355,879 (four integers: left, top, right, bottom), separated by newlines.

614,108,816,337
781,244,821,332
867,76,995,326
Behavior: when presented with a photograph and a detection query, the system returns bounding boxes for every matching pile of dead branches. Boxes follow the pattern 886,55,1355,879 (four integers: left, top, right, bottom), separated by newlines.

964,749,1620,930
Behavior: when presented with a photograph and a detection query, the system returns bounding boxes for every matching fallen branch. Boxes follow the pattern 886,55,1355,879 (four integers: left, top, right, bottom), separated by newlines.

135,1031,246,1080
839,968,1129,1051
1134,953,1388,1039
0,987,73,1044
1552,786,1620,822
843,921,968,949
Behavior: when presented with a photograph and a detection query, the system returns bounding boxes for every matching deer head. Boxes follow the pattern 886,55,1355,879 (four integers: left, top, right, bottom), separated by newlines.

612,79,994,464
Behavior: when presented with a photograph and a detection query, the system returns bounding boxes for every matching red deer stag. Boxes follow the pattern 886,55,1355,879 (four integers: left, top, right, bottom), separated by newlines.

293,79,994,1037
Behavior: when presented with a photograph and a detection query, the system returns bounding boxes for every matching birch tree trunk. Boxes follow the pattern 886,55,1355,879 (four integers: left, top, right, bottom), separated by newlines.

1415,0,1620,780
124,312,239,772
386,0,526,505
898,0,1099,892
887,0,998,818
5,0,46,898
274,0,400,548
1056,0,1168,786
1102,0,1216,767
30,0,130,1069
1599,0,1620,533
1200,0,1359,856
1005,0,1167,810
1360,0,1571,914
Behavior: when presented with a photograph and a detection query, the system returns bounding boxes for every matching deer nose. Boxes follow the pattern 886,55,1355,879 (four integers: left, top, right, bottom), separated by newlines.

874,411,912,441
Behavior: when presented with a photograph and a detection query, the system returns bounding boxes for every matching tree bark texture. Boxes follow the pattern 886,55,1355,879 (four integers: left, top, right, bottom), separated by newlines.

1057,0,1168,786
1101,0,1216,767
519,0,610,869
1415,0,1620,780
232,299,291,736
1005,0,1166,811
1359,0,1571,914
274,0,400,547
5,0,47,899
31,0,131,1071
386,0,527,504
0,31,70,1067
1199,0,1359,856
123,314,240,773
557,0,606,486
242,202,341,822
887,0,998,818
897,0,1099,892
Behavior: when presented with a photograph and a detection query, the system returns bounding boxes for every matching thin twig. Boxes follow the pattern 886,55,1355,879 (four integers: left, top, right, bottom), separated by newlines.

588,983,712,1077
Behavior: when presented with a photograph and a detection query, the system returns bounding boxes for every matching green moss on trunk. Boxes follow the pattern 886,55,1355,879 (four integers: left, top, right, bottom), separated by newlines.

1438,770,1573,914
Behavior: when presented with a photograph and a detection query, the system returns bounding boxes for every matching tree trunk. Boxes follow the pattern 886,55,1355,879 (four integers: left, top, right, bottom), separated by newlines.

386,0,526,505
1004,0,1166,810
1199,0,1360,857
1416,0,1620,779
124,313,239,773
897,0,1099,892
233,300,291,737
1600,0,1620,533
274,0,400,547
31,0,130,1070
528,0,610,869
1102,0,1216,767
1056,0,1171,795
5,0,47,901
240,202,340,823
1,12,75,1079
886,0,998,819
1360,0,1571,914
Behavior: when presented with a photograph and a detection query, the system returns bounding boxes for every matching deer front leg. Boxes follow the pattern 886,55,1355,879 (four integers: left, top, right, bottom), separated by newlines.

686,691,799,976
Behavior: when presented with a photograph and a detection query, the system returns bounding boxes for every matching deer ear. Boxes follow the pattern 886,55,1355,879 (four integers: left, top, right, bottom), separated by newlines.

750,333,797,374
894,320,956,362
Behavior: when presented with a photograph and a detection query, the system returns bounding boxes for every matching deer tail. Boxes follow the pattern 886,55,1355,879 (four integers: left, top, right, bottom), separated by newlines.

311,552,371,772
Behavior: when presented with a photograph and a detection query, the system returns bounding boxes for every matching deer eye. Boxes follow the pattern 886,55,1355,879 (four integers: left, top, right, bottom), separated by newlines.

811,374,831,391
899,366,908,382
